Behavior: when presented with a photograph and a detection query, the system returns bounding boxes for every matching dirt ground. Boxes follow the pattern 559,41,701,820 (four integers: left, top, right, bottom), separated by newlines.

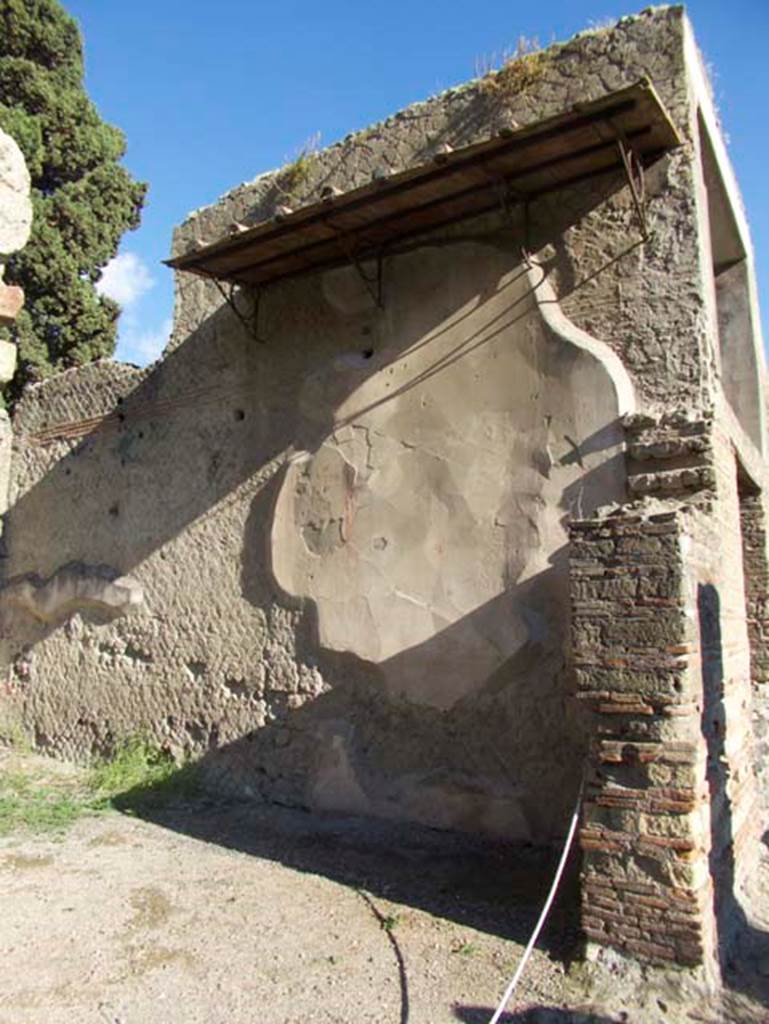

2,752,769,1024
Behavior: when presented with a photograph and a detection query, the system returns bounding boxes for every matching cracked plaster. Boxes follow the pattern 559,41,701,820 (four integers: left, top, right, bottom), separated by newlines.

272,244,625,709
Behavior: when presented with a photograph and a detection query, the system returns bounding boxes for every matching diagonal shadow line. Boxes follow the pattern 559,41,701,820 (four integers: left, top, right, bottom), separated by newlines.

356,887,410,1024
332,286,538,434
328,235,646,439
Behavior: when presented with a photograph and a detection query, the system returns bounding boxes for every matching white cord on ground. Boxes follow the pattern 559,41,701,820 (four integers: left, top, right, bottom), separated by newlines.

487,779,585,1024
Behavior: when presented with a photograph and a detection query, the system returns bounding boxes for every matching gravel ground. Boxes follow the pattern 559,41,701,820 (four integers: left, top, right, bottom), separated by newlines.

2,752,769,1024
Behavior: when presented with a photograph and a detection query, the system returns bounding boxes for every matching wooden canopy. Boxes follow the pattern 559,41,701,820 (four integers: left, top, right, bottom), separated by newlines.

166,80,681,289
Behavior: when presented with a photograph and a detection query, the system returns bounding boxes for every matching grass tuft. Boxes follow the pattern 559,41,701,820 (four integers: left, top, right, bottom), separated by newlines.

0,770,91,835
451,940,478,957
0,736,200,837
479,36,549,98
90,737,181,798
277,132,321,202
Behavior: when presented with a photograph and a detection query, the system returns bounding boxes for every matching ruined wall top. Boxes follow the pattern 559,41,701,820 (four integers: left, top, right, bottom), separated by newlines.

162,4,762,434
172,6,690,257
168,6,713,415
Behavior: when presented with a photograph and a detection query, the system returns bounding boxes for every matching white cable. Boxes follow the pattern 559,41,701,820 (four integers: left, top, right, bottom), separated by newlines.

487,780,585,1024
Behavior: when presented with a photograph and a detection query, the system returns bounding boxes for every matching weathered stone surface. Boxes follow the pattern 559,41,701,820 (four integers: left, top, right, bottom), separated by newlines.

0,128,32,256
0,284,24,327
0,562,143,625
271,248,624,710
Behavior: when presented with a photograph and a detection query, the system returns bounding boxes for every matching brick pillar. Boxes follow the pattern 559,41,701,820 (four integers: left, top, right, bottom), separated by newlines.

570,505,714,970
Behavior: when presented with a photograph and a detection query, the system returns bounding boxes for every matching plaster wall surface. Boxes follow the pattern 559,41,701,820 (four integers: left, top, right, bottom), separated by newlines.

271,247,624,711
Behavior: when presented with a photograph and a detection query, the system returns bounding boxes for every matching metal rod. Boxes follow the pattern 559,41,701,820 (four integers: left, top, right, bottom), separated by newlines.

332,230,385,309
213,279,266,343
617,138,649,241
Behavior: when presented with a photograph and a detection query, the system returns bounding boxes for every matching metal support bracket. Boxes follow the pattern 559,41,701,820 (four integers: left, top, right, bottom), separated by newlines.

617,138,649,242
213,279,266,343
332,230,385,309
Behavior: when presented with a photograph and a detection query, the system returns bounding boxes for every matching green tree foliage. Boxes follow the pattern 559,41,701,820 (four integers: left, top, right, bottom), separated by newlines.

0,0,146,402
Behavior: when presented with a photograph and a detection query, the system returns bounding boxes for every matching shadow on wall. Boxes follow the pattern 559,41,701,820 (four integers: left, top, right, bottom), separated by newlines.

2,171,630,845
225,415,622,840
697,583,769,1005
4,165,630,582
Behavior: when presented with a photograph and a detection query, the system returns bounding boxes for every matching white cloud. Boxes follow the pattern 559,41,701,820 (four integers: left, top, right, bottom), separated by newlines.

97,252,154,307
116,316,172,367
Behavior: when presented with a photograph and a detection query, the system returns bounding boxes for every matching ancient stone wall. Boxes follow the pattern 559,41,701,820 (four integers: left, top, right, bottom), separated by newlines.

4,235,627,843
1,6,767,894
172,8,705,413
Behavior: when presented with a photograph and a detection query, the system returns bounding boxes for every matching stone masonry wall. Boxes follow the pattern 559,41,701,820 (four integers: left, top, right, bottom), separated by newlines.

2,6,765,886
572,406,761,973
3,232,626,845
571,505,713,968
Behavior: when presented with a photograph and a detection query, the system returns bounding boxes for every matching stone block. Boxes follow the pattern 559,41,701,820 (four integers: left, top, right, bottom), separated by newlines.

0,282,23,326
0,337,17,380
0,129,32,255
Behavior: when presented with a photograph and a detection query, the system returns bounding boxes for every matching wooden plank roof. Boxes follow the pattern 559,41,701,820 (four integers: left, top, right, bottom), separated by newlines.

166,80,681,289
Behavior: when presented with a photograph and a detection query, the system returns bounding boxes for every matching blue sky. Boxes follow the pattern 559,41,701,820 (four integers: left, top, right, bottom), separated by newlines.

65,0,768,365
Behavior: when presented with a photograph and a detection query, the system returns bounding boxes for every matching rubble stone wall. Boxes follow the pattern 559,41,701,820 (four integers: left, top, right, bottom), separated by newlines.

0,9,706,846
4,241,627,843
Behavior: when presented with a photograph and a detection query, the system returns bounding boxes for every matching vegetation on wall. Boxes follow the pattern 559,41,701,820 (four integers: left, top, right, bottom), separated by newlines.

478,37,549,98
0,0,146,404
276,132,321,205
